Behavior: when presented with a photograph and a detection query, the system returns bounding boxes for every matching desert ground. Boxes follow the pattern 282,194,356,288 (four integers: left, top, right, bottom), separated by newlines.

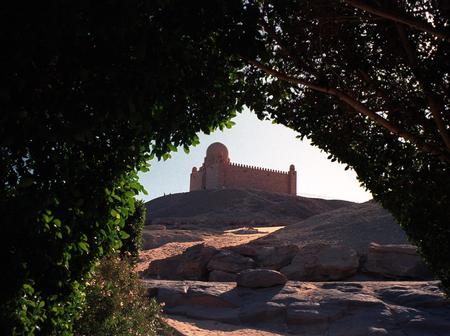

139,189,449,336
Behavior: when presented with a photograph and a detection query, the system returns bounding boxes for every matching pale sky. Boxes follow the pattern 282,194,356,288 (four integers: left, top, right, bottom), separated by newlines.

138,109,372,203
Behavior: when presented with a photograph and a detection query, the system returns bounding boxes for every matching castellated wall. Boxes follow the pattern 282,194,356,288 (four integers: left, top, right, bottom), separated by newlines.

225,163,296,195
189,142,297,195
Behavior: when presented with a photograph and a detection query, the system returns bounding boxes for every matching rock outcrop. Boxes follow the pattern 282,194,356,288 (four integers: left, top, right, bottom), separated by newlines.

207,250,256,274
364,242,431,279
209,270,237,282
280,244,359,281
258,201,409,254
143,280,450,336
143,241,432,282
144,243,219,280
236,269,287,288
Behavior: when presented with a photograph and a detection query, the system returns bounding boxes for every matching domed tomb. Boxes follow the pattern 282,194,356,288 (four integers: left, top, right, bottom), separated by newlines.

190,142,297,195
205,142,229,164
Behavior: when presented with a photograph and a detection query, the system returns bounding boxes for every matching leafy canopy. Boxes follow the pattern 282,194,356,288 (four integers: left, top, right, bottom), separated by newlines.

232,0,450,293
0,1,252,334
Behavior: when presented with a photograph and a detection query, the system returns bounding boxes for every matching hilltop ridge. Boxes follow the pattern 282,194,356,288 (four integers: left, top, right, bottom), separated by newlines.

145,189,354,227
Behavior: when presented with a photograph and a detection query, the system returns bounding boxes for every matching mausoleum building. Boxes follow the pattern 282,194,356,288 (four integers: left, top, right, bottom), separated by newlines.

190,142,297,195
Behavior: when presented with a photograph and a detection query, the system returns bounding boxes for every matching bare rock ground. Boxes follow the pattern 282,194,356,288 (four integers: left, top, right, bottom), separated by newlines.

145,189,353,227
136,226,282,273
145,280,450,336
139,190,440,334
256,200,409,254
139,202,430,281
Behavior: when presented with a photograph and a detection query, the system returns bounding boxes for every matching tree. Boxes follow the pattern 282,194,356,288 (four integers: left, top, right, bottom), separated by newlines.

0,1,250,334
233,0,450,292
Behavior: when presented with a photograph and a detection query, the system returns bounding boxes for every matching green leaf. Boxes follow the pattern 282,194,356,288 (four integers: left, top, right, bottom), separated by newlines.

225,120,236,129
119,231,130,239
110,209,120,219
168,144,178,152
43,213,53,224
78,242,89,253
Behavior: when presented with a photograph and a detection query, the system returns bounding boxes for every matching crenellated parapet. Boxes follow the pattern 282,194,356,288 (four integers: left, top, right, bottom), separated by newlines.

190,142,297,195
229,162,289,175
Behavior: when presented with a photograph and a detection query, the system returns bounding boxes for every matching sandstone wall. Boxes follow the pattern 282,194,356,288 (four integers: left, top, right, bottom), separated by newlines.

205,163,226,189
190,169,203,191
224,163,295,195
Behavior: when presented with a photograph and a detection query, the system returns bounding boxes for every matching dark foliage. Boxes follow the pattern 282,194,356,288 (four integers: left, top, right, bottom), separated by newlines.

234,0,450,293
0,1,254,334
120,200,146,263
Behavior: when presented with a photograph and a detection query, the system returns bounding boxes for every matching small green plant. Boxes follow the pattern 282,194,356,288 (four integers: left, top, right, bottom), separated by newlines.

74,256,169,336
121,200,146,263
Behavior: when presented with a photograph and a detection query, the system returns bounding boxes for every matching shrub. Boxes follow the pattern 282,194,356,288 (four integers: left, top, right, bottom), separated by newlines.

74,256,170,336
121,200,146,263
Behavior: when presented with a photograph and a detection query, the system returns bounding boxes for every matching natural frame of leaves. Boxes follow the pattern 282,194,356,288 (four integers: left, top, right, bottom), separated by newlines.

236,0,450,293
1,0,449,334
0,1,247,334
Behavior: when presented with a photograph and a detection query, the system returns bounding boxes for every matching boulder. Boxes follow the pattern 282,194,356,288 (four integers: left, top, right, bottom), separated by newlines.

175,244,219,280
281,244,359,281
207,250,256,274
255,245,300,270
237,269,287,288
144,243,218,280
364,243,431,279
144,256,181,279
209,270,237,282
229,244,261,257
230,244,300,270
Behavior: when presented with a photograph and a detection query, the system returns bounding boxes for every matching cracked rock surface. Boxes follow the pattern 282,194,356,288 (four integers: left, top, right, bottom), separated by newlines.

143,280,450,336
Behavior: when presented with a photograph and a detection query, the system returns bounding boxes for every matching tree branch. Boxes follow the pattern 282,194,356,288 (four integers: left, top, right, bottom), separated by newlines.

357,69,392,105
344,0,450,42
396,24,450,152
245,58,450,163
259,18,318,77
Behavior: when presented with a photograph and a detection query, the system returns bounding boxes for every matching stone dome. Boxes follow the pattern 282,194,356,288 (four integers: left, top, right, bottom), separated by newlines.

206,142,229,161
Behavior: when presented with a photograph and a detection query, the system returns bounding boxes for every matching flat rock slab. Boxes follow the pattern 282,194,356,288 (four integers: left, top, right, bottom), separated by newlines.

237,269,287,288
143,280,450,336
164,315,288,336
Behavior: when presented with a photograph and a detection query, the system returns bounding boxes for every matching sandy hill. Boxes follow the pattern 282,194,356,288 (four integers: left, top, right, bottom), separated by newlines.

145,189,354,227
256,200,409,253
